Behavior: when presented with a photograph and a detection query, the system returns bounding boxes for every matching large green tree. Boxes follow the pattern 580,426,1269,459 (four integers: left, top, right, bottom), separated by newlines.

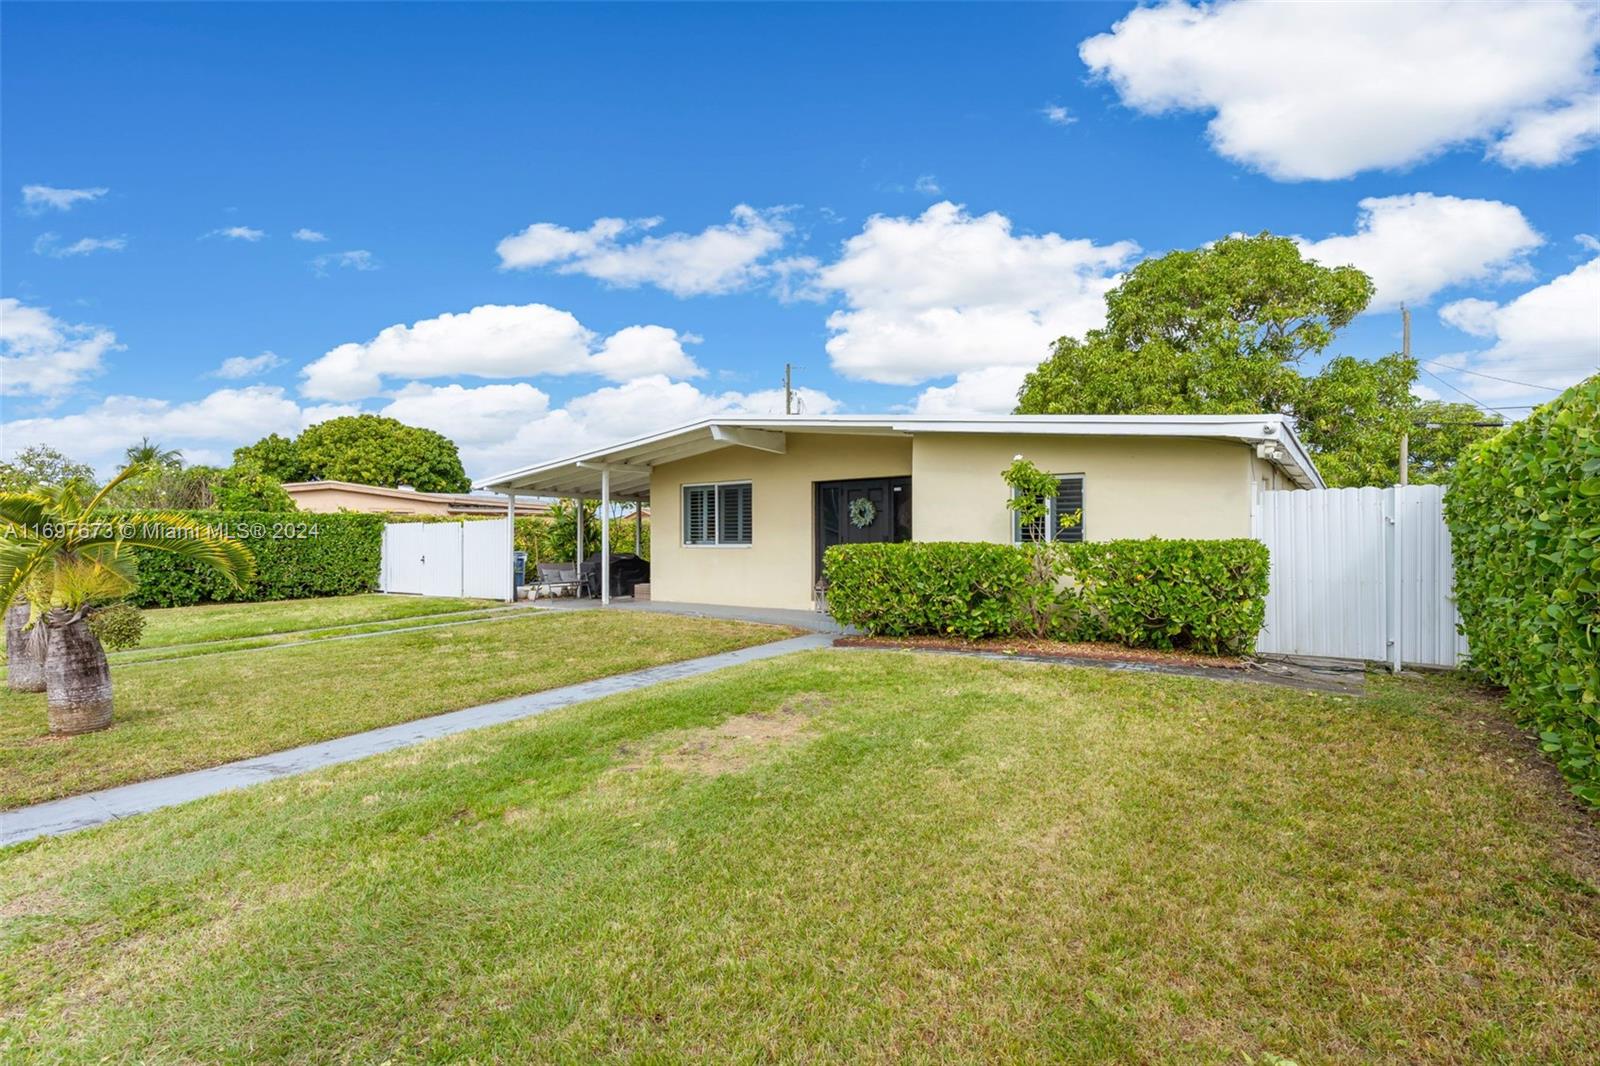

1015,233,1495,486
235,416,470,493
232,433,305,482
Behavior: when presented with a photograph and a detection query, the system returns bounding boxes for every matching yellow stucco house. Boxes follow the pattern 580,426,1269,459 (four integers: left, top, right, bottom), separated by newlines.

477,415,1322,612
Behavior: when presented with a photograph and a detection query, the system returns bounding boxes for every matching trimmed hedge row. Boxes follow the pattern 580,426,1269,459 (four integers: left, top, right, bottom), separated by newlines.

1444,375,1599,806
824,538,1270,655
122,510,384,608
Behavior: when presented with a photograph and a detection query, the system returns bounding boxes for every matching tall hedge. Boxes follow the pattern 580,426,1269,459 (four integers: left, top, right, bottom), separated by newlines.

1444,375,1599,806
824,538,1269,655
121,510,384,607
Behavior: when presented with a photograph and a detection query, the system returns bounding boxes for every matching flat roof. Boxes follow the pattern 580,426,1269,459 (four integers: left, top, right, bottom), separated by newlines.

282,479,552,509
474,413,1325,499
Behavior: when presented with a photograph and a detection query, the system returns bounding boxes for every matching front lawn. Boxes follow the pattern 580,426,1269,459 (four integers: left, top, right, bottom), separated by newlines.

2,652,1594,1062
0,610,792,809
135,593,498,648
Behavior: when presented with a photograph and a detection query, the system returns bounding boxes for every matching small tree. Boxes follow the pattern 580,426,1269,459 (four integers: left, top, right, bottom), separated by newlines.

1002,457,1081,638
0,465,255,734
0,446,95,494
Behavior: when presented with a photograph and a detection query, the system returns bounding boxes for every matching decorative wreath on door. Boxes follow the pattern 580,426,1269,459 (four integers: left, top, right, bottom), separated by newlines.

848,497,877,529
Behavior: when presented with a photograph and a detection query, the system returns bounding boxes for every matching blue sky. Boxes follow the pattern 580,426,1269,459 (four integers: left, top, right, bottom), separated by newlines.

4,1,1598,479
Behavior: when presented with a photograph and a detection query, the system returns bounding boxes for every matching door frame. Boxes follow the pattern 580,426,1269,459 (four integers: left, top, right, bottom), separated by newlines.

813,475,912,587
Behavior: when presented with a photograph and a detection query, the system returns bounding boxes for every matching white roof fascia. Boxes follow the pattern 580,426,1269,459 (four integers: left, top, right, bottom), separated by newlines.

475,413,1324,492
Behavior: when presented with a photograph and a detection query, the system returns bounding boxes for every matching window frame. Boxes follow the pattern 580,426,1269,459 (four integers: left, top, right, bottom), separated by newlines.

681,479,754,548
1012,473,1085,545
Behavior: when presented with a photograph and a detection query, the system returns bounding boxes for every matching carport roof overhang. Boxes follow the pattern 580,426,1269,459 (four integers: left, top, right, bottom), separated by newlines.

472,413,1325,500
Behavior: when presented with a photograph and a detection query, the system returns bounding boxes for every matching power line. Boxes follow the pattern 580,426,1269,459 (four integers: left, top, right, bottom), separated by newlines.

1417,363,1518,419
1421,359,1562,393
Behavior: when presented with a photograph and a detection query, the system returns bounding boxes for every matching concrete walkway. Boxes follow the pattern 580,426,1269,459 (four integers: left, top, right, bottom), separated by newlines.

529,597,849,634
1,633,833,848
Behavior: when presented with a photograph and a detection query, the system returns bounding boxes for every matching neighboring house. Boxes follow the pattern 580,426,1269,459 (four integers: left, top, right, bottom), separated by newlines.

476,415,1322,611
282,479,553,518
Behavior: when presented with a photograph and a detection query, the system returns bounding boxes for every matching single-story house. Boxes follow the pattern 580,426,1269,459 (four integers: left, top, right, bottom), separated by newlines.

283,479,553,518
476,414,1322,611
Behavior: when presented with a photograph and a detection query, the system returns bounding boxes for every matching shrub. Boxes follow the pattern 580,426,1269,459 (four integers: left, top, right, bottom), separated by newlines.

87,601,146,650
120,510,383,607
1444,375,1599,806
825,538,1269,655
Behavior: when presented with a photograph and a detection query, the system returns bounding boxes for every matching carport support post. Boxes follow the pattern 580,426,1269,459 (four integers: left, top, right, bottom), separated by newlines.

600,468,611,605
633,503,643,555
504,493,516,602
573,496,584,577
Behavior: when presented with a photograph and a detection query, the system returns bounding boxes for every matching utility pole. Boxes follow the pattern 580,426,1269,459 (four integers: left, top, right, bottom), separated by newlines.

783,363,797,415
1399,305,1411,487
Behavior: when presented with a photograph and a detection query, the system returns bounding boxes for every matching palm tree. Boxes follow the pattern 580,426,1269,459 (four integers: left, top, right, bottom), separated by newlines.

125,437,184,470
0,464,254,734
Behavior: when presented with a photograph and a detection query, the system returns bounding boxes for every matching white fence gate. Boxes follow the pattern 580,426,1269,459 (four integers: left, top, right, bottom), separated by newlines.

380,519,511,600
1253,484,1469,668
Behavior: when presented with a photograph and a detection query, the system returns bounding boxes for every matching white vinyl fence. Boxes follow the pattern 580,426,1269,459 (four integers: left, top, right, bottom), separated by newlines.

1253,484,1469,668
380,519,512,600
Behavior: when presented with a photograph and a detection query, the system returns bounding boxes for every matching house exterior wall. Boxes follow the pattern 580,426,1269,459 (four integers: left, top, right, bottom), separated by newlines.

910,433,1257,543
647,430,1283,611
648,432,913,611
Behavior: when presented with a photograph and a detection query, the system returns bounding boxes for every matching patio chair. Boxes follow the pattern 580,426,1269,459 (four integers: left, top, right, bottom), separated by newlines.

533,562,584,599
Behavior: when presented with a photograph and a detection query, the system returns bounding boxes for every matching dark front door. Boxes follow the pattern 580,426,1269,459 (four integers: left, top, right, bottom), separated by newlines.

815,477,912,584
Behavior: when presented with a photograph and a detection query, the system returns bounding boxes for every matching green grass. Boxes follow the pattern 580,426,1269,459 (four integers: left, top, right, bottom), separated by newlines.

108,605,524,665
135,594,498,648
2,653,1595,1063
0,611,792,809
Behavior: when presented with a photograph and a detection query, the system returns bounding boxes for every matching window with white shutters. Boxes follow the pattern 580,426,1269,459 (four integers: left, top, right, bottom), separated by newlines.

1013,475,1085,544
683,481,753,546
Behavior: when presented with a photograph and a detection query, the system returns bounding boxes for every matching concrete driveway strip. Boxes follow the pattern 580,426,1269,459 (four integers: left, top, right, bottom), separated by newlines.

1,633,833,848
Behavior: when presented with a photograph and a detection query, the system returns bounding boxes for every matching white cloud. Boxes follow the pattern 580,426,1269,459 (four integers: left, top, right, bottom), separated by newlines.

1490,92,1600,167
0,299,122,402
1295,194,1543,310
809,201,1137,385
497,205,792,296
292,228,328,242
1438,299,1499,339
1,385,313,476
589,324,703,381
1041,104,1076,127
205,226,265,241
31,233,128,258
210,351,285,379
1435,258,1600,404
913,366,1030,416
913,175,942,196
312,249,378,275
381,382,551,447
21,185,108,213
298,302,703,401
1079,0,1600,180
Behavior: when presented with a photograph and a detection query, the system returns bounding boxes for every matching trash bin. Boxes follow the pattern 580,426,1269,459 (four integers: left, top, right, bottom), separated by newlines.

513,551,528,588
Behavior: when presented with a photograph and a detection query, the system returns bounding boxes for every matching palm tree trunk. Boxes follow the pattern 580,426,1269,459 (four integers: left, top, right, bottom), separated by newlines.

43,610,113,735
6,600,46,693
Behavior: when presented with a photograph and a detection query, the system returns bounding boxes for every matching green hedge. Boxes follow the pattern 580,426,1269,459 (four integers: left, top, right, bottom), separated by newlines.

121,511,384,608
1444,375,1599,806
824,538,1270,655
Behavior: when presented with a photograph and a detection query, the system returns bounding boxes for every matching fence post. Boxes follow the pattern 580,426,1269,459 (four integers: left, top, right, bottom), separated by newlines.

1386,485,1403,673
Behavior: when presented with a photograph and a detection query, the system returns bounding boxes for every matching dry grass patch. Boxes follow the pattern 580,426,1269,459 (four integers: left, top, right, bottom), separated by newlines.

618,693,835,776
